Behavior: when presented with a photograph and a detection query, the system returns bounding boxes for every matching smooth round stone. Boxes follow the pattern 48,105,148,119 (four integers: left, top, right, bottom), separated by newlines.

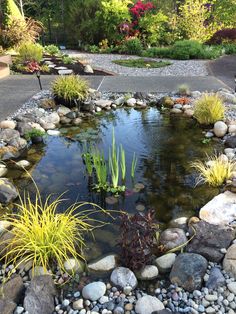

213,121,228,138
105,196,118,205
82,282,106,301
228,282,236,294
136,265,159,280
47,130,60,136
64,258,84,274
110,267,137,290
155,253,176,273
15,160,31,169
88,254,118,272
136,204,145,211
205,131,214,138
135,295,164,314
0,165,7,177
0,120,16,129
229,125,236,134
171,108,182,114
14,306,24,314
73,299,84,310
126,98,136,107
62,299,70,307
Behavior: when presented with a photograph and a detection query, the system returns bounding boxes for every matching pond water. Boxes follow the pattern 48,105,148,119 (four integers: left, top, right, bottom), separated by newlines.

7,107,222,261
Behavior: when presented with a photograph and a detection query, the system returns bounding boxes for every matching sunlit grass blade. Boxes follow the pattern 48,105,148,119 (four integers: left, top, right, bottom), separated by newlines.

131,152,138,179
120,144,126,181
109,129,119,188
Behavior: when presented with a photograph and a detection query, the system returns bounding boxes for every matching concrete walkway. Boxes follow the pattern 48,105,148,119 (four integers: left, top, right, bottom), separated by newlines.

0,74,228,120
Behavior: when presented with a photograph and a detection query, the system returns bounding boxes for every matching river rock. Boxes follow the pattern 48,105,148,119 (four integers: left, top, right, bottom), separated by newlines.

0,275,24,304
82,282,106,301
40,112,60,125
229,125,236,134
199,191,236,225
159,228,188,251
0,120,16,129
0,129,20,143
206,267,225,290
40,122,56,130
84,64,94,74
110,267,138,290
0,178,18,204
16,122,34,136
73,117,82,125
15,160,31,169
214,121,228,137
24,275,56,314
155,253,176,273
64,258,84,274
57,106,71,116
158,96,174,107
47,130,60,136
223,244,236,277
0,165,7,177
228,282,236,294
88,254,118,272
170,253,208,291
184,109,194,117
126,98,136,107
136,265,159,280
0,299,16,314
94,99,112,108
219,91,236,103
8,137,27,150
171,108,182,114
186,221,234,262
135,295,164,314
225,136,236,148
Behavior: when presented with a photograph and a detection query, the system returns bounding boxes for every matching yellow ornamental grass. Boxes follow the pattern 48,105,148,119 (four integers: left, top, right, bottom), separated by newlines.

1,189,111,277
194,93,225,125
191,155,235,187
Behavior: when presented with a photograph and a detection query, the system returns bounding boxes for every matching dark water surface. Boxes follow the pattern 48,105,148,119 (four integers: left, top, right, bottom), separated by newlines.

7,108,221,260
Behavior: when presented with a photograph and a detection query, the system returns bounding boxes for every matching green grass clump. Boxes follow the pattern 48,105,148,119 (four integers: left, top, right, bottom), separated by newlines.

25,129,45,140
18,42,43,63
191,155,235,187
52,75,89,103
194,93,225,125
112,58,171,68
171,40,203,60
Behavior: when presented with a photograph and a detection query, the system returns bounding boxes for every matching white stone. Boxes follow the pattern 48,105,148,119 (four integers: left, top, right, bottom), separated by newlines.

110,267,137,290
95,100,112,108
29,266,48,279
184,109,194,117
155,253,177,273
55,66,68,70
229,125,236,134
218,154,228,163
95,107,102,112
82,282,106,301
136,265,159,280
58,69,73,75
126,98,136,107
88,254,118,272
47,130,60,136
0,120,16,129
225,148,235,155
213,121,228,138
73,299,84,310
57,106,71,116
0,165,7,177
0,220,11,234
64,258,84,274
205,132,214,138
192,91,202,98
199,191,236,225
135,295,164,314
84,65,94,74
171,108,182,114
228,282,236,294
15,160,31,169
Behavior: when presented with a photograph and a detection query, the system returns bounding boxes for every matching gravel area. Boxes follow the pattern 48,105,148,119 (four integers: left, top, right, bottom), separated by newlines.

65,51,209,77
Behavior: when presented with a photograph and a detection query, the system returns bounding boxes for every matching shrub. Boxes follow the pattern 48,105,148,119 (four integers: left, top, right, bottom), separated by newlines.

194,93,225,125
25,129,45,141
209,29,236,45
18,42,43,63
191,155,235,187
223,44,236,55
2,187,110,275
119,38,143,55
52,75,89,106
178,84,191,96
200,45,223,59
142,47,172,58
171,40,203,60
44,44,60,56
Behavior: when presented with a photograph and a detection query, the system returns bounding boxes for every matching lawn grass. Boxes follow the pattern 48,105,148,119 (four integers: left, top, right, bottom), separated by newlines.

112,58,172,68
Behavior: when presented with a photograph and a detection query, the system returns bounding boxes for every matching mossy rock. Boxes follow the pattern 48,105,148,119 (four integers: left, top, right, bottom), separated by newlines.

158,96,174,107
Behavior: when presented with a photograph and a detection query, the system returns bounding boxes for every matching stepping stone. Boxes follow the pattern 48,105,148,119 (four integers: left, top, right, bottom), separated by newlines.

48,64,56,68
58,69,73,75
55,66,68,70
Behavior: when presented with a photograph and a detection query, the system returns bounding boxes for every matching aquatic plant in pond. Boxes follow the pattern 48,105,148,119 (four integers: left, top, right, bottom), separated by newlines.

131,152,138,180
93,148,108,191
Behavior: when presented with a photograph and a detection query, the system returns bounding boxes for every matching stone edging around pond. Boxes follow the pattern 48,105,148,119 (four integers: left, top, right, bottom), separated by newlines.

1,88,236,314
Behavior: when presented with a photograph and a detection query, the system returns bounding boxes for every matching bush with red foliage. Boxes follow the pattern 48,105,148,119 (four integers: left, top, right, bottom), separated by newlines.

208,28,236,44
129,0,155,20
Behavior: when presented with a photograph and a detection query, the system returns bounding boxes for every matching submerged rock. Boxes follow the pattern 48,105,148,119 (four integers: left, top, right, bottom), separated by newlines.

64,258,84,274
135,295,164,314
186,221,234,262
170,253,208,292
0,178,18,204
82,282,106,301
159,228,188,251
199,191,236,225
155,253,176,273
110,267,138,290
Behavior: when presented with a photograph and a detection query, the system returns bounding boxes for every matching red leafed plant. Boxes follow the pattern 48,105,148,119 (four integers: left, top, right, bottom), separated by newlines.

174,97,191,105
129,0,155,20
119,209,159,271
27,61,40,73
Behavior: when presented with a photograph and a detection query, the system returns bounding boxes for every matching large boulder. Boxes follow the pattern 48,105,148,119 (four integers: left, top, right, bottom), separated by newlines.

159,228,187,251
223,244,236,277
186,221,234,262
88,254,118,272
170,253,208,292
23,275,57,314
135,295,164,314
0,300,16,314
110,267,138,290
0,275,24,304
0,178,18,204
82,282,106,301
199,191,236,225
0,129,20,144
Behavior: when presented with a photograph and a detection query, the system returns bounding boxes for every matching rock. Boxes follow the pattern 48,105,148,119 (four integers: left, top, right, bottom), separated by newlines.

40,112,60,125
58,69,73,75
40,122,56,130
60,116,71,125
0,178,18,204
158,96,174,107
206,267,225,290
186,221,234,262
9,137,27,150
219,91,236,103
0,129,20,144
15,160,31,169
168,217,188,229
205,131,214,138
192,91,202,98
170,253,208,292
213,121,228,137
184,109,194,117
228,282,236,294
16,122,33,136
229,125,236,134
73,299,84,310
0,299,16,314
30,123,45,133
159,228,188,251
135,295,164,314
0,146,20,160
64,258,84,274
81,102,95,112
0,275,24,304
29,266,49,279
24,275,57,314
57,106,71,116
66,111,77,119
0,165,7,177
225,136,236,148
0,220,11,234
126,98,136,107
84,65,94,74
47,130,60,136
94,100,112,108
88,254,118,272
82,282,106,301
40,99,56,110
73,117,83,125
136,265,159,280
14,306,24,314
114,97,125,106
170,108,182,114
155,253,177,273
223,244,236,277
0,120,16,129
174,104,182,110
110,267,138,290
199,191,236,225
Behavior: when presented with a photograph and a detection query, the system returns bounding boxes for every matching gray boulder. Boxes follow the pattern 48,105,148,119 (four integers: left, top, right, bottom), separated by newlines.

186,221,234,262
0,275,24,304
110,267,138,290
23,275,57,314
0,129,20,144
170,253,208,292
0,178,18,204
159,228,187,251
0,299,16,314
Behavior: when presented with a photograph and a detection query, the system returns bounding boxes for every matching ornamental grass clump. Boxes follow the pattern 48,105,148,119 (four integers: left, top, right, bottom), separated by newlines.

191,155,235,187
194,93,225,125
52,75,89,107
1,186,110,276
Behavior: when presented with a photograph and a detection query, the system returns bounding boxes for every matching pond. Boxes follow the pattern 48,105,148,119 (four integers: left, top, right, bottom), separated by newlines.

6,107,222,261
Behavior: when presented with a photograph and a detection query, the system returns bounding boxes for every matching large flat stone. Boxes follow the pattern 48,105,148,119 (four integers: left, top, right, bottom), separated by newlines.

199,191,236,225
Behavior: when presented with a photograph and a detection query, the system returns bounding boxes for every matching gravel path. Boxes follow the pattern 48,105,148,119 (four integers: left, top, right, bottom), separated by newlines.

65,51,209,77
